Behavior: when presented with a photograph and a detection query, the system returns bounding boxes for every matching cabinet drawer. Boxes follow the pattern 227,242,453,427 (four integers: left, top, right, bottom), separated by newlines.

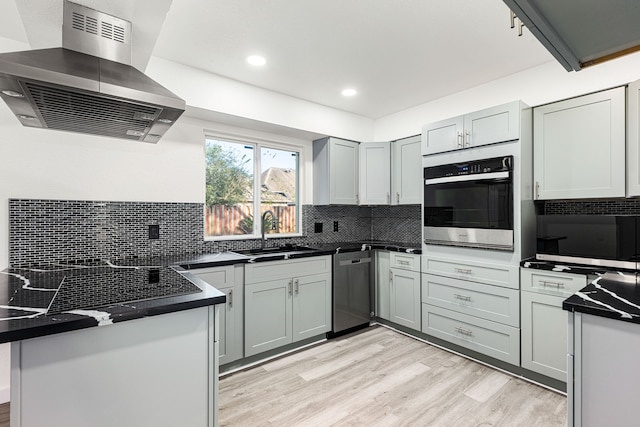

245,255,332,284
421,304,520,365
390,252,420,272
520,268,587,297
424,257,518,289
192,265,235,288
422,274,519,327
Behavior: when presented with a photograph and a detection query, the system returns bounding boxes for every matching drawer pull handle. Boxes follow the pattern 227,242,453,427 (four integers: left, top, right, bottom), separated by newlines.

454,293,472,302
294,278,299,295
541,281,565,289
455,326,473,336
228,289,233,308
455,268,472,275
398,260,410,266
288,279,293,296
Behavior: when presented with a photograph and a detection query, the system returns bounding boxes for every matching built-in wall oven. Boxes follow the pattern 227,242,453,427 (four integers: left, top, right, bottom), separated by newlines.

423,155,514,251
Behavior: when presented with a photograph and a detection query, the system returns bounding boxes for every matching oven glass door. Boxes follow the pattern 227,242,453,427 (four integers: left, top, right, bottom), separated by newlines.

423,173,513,250
424,177,513,230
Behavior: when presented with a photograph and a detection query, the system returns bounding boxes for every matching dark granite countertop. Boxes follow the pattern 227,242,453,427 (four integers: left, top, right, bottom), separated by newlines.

0,259,225,344
563,271,640,324
178,241,421,270
309,241,421,254
520,257,612,276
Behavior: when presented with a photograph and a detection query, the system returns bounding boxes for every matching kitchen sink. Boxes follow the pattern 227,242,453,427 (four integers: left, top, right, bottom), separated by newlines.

231,245,317,256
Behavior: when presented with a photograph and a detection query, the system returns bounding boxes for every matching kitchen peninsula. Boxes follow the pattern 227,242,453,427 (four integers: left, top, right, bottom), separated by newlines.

564,272,640,427
0,259,225,427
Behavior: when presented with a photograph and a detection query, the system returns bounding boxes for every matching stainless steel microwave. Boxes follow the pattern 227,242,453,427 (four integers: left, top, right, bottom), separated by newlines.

423,155,514,251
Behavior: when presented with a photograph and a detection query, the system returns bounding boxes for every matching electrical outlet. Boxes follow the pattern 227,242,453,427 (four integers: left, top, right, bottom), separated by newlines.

333,221,339,232
314,222,323,233
148,224,160,239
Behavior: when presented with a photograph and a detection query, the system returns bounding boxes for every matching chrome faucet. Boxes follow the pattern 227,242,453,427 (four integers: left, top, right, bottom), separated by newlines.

261,210,276,250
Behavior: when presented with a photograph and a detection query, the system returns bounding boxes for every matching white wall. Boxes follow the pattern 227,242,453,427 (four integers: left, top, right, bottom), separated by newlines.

374,51,640,141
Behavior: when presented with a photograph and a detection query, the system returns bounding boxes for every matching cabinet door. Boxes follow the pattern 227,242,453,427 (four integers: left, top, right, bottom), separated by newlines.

359,142,391,205
292,272,332,341
329,138,360,204
521,291,567,382
244,279,293,357
627,80,640,196
533,87,625,200
390,268,421,330
375,251,391,320
193,266,241,365
392,136,422,205
463,101,521,148
422,116,464,155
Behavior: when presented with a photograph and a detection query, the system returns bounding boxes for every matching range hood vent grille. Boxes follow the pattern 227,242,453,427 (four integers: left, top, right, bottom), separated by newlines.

69,7,129,49
24,81,159,140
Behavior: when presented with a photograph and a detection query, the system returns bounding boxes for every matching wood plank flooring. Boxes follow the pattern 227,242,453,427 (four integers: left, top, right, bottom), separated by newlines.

219,326,567,426
0,402,7,427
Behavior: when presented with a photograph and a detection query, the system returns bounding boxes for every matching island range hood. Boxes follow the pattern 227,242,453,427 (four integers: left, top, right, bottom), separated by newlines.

0,1,185,143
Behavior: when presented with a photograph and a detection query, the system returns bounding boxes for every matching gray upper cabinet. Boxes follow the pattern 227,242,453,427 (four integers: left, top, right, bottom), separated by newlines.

359,142,391,205
533,87,626,200
422,101,522,155
392,135,422,205
504,0,640,72
313,137,359,205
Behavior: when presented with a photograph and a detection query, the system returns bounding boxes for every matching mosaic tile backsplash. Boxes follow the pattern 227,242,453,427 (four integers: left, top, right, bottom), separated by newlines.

9,199,421,266
541,199,640,215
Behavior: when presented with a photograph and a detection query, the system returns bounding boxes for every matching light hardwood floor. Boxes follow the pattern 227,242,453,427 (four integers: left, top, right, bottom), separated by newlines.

219,326,567,426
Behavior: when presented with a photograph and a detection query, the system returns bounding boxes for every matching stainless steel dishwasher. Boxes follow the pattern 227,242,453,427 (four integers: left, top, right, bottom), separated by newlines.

331,251,372,335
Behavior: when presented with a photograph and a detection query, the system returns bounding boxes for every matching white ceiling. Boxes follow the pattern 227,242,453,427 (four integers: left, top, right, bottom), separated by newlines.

1,0,556,119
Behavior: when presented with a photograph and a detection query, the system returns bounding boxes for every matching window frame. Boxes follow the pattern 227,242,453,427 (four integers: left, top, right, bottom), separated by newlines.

203,131,304,241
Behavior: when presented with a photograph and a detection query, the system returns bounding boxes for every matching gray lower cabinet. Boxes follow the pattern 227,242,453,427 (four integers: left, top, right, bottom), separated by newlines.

520,268,587,382
193,265,244,366
244,256,332,357
421,256,520,365
375,250,391,320
389,254,421,330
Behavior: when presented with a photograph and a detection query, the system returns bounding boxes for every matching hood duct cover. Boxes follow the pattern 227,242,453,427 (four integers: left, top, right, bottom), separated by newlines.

0,2,185,143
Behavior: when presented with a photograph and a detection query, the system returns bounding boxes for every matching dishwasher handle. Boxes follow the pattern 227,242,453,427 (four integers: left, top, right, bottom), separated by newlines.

338,257,372,266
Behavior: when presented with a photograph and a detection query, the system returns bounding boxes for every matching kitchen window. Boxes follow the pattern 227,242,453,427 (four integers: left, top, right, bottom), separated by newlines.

204,137,300,239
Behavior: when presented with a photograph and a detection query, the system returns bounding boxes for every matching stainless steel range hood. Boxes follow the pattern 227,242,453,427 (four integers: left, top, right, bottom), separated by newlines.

0,1,185,143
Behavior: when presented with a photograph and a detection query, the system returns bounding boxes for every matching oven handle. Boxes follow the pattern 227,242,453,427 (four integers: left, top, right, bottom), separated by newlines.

424,171,510,185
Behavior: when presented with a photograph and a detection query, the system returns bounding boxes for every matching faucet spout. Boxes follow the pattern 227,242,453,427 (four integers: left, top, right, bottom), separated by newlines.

261,210,276,250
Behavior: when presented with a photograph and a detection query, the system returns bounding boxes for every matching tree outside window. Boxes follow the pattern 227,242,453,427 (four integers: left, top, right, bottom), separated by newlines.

205,138,299,238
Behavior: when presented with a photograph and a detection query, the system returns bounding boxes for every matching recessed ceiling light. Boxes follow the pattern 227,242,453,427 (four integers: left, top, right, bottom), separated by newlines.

341,88,357,97
247,55,266,66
